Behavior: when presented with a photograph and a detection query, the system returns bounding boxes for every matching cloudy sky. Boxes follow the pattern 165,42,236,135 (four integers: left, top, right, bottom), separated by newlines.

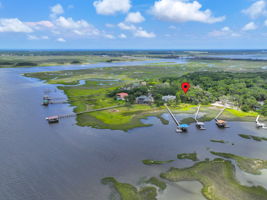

0,0,267,49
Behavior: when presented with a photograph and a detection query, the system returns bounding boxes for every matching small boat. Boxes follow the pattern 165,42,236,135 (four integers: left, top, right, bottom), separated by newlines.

165,104,190,133
256,122,265,128
215,119,228,128
256,115,266,129
46,116,59,123
196,122,206,130
214,108,229,128
195,105,206,130
176,124,189,133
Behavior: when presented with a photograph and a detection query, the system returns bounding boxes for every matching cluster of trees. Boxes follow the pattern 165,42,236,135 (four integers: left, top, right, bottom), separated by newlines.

108,86,149,104
109,72,267,116
161,72,267,114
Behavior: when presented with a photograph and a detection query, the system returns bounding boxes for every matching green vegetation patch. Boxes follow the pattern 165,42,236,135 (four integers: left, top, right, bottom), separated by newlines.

177,152,199,161
0,54,144,68
160,159,267,200
210,151,267,175
142,159,174,165
210,139,226,144
102,177,157,200
238,134,267,142
145,177,167,191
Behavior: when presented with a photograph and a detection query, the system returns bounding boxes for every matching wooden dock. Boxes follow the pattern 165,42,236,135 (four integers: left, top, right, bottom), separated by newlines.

165,104,180,126
164,104,189,133
46,105,122,122
214,108,228,128
194,105,206,130
256,115,267,129
43,95,97,106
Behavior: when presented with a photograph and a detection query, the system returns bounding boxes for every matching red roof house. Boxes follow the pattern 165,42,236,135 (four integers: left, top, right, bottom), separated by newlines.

116,93,129,100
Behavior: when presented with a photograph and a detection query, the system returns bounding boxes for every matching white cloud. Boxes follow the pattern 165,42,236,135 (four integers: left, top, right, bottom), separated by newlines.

50,4,64,18
118,22,156,38
118,22,136,31
27,35,49,40
68,5,74,9
57,37,66,42
119,33,127,38
26,21,54,29
242,22,257,31
125,12,145,23
221,26,230,32
93,0,131,15
134,29,156,38
41,36,49,39
105,23,115,28
55,16,100,36
242,0,267,19
0,18,33,33
27,35,38,40
209,26,240,37
151,0,225,24
104,34,115,39
168,25,177,29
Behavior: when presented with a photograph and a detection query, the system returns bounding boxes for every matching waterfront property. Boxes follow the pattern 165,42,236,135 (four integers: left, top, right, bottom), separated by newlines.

116,92,128,101
162,95,176,102
136,95,154,104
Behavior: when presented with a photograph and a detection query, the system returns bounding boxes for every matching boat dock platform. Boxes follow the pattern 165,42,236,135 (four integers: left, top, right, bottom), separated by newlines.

194,105,206,130
165,104,189,133
256,115,267,129
214,108,229,128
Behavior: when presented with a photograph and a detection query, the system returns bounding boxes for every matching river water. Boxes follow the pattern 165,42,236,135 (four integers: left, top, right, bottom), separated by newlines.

0,60,267,200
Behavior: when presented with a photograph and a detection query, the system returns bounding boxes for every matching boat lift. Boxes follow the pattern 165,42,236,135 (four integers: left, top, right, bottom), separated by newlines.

256,115,267,129
165,104,189,133
215,108,229,128
195,105,206,130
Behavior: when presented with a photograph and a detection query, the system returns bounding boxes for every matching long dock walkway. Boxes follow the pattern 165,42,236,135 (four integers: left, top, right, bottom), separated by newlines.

164,104,180,126
194,105,201,123
46,105,122,120
215,108,226,120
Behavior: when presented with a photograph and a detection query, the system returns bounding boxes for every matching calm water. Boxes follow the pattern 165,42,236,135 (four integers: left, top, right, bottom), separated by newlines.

0,61,267,200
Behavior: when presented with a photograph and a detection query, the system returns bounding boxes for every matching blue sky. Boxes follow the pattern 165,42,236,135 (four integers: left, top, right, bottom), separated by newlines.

0,0,267,49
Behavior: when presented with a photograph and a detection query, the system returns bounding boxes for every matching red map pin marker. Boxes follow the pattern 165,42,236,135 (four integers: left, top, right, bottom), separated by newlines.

181,82,190,94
